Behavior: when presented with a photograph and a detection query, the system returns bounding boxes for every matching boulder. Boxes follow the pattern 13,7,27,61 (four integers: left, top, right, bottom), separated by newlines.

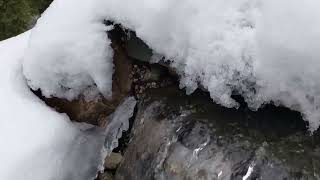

115,86,320,180
40,31,132,126
104,152,123,170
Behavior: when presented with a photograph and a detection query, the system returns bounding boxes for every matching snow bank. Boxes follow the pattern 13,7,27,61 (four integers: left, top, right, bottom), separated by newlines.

103,0,259,108
102,0,320,131
254,0,320,131
23,0,114,100
0,32,135,179
23,0,320,131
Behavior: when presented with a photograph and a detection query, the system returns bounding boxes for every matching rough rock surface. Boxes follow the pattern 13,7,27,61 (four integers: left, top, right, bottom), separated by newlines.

104,152,123,170
115,86,320,180
98,172,114,180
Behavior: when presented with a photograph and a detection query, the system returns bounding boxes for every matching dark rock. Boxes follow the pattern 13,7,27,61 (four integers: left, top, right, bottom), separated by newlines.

124,32,153,63
98,171,114,180
115,86,320,180
123,31,179,78
105,153,123,170
43,95,116,126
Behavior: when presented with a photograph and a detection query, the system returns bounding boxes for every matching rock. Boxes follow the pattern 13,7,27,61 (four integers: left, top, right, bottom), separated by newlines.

112,38,133,98
98,171,114,180
42,95,116,126
123,30,179,79
124,32,153,62
104,153,123,170
143,65,168,82
37,28,133,126
115,86,320,180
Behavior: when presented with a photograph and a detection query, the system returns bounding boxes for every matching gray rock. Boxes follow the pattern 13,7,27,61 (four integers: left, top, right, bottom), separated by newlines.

105,153,123,170
115,86,320,180
98,171,114,180
124,33,153,62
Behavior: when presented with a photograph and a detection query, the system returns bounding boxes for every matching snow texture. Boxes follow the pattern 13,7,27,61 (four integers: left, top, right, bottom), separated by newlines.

102,0,320,131
22,0,320,132
0,32,136,179
2,0,320,179
23,0,114,100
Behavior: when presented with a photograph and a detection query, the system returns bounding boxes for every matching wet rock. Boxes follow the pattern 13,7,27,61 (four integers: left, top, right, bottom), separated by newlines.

43,95,116,126
105,153,123,170
98,171,114,180
130,62,175,99
123,31,178,78
124,32,153,62
144,65,167,82
115,86,320,180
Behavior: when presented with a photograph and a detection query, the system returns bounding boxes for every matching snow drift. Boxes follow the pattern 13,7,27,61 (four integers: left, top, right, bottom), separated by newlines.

22,0,320,131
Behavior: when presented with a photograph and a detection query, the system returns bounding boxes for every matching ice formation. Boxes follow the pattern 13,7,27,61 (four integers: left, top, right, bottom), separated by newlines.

22,0,320,130
0,31,136,179
104,96,137,154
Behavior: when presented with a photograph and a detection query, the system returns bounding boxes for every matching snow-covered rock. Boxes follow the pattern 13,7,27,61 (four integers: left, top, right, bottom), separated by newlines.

23,0,114,100
0,32,136,179
21,0,320,131
39,29,133,126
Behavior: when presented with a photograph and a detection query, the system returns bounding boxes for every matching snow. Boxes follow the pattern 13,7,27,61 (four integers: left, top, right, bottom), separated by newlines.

0,32,136,179
243,163,255,180
101,0,320,131
20,0,320,131
2,0,320,178
9,0,320,170
22,0,114,100
103,0,259,108
254,0,320,131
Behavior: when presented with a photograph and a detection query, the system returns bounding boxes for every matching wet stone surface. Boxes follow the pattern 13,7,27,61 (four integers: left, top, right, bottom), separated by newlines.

130,63,176,99
115,86,320,180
